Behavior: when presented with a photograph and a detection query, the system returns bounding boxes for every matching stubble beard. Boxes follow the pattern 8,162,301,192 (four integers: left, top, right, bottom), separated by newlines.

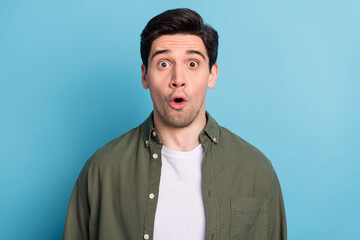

154,97,205,129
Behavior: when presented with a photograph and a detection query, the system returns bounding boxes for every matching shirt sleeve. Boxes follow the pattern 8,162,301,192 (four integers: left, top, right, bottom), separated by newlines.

62,164,90,240
267,169,287,240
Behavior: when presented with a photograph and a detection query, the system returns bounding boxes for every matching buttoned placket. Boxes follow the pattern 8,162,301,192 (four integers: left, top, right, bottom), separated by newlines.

201,131,220,240
141,125,220,240
142,130,162,240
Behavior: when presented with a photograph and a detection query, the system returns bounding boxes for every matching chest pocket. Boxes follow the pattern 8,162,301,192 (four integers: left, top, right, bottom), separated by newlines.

230,197,268,240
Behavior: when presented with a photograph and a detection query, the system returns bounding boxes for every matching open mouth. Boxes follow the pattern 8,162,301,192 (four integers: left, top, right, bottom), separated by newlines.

174,97,184,103
170,95,187,109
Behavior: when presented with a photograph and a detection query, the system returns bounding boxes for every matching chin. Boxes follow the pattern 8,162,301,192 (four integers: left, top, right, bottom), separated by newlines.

163,109,201,128
164,115,194,128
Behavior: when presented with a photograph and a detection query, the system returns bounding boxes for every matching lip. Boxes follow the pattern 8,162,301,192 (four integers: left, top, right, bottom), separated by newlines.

169,94,188,109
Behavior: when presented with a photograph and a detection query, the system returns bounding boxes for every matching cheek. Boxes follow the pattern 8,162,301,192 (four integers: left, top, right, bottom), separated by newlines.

192,74,210,92
192,83,208,102
148,84,165,105
148,71,168,88
149,87,160,100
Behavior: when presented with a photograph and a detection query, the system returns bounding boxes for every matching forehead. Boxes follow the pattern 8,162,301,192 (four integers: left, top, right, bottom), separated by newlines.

150,34,207,58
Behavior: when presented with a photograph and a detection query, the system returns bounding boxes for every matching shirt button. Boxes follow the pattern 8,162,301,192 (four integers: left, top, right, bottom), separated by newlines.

145,140,149,145
213,137,217,142
149,193,155,199
152,131,157,137
144,234,150,240
152,153,158,159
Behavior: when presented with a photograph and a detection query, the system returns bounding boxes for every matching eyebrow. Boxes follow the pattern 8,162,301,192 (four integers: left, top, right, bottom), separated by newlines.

186,50,206,60
150,49,206,61
150,50,169,61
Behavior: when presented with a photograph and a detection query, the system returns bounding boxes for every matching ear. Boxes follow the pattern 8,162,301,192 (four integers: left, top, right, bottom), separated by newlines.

207,63,218,89
141,64,149,89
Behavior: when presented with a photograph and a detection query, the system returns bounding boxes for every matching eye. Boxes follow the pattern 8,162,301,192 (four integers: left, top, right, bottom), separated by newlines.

158,60,170,68
188,60,199,68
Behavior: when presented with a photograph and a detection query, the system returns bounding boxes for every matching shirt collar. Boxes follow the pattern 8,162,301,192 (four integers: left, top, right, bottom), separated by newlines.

202,111,220,144
140,111,220,147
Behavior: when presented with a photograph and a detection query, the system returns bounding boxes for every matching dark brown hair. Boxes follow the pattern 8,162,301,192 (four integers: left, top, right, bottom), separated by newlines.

140,8,218,71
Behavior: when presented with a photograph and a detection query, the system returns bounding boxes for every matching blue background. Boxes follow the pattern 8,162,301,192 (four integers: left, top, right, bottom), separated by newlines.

1,0,359,239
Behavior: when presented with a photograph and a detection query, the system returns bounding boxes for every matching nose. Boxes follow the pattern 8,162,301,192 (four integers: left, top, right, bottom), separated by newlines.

170,65,186,89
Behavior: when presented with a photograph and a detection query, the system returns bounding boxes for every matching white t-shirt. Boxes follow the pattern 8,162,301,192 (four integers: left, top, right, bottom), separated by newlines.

153,144,206,240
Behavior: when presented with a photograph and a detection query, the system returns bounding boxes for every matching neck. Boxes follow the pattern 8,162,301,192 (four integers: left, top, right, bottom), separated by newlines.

153,110,207,152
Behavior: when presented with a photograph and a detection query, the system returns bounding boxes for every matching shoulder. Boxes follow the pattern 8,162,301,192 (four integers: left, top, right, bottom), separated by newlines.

83,125,143,173
206,118,280,196
214,126,279,196
217,125,274,172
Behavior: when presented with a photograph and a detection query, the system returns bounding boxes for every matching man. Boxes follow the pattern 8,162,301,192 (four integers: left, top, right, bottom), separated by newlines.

62,8,287,240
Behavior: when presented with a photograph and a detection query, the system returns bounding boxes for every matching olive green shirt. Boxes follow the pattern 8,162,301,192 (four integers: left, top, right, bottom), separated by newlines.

62,112,287,240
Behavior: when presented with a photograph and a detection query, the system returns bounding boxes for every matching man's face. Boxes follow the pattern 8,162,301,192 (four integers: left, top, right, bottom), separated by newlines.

141,34,218,128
